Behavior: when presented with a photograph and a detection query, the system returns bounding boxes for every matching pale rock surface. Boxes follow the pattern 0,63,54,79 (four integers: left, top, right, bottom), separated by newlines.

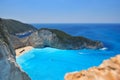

0,18,103,50
0,20,31,80
28,28,103,49
65,55,120,80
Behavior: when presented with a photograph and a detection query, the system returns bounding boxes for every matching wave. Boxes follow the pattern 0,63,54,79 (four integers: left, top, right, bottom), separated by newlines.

100,47,108,50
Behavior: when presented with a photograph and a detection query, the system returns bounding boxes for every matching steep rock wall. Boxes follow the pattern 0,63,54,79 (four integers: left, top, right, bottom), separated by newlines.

28,28,103,49
0,19,31,80
65,55,120,80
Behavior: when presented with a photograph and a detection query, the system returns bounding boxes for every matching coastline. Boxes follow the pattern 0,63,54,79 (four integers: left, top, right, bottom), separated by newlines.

65,55,120,80
15,46,33,56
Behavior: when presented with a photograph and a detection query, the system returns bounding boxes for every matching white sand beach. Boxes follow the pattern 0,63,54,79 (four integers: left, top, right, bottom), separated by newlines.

15,46,33,56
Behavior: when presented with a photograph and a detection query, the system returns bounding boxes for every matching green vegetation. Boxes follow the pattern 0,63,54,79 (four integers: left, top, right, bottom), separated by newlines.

0,21,15,55
40,28,72,42
1,19,37,35
39,28,97,45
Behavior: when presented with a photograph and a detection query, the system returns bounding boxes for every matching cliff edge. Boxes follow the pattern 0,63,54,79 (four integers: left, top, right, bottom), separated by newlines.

1,18,37,35
0,18,103,50
65,55,120,80
0,19,31,80
28,28,103,49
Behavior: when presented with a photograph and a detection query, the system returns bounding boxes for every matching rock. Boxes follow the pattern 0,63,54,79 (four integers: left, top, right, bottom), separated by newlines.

1,18,103,50
1,18,37,35
10,35,25,49
0,20,31,80
28,28,103,49
64,55,120,80
10,35,30,49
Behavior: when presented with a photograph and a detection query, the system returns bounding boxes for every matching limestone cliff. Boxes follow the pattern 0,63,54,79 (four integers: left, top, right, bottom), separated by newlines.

65,55,120,80
10,35,25,49
0,18,37,35
0,19,31,80
28,28,103,49
1,18,103,50
11,28,103,49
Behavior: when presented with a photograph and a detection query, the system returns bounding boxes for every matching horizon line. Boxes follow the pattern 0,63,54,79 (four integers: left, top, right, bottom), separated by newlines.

1,17,120,24
29,22,120,24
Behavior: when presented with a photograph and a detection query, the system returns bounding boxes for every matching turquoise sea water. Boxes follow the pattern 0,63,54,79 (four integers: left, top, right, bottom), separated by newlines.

17,24,120,80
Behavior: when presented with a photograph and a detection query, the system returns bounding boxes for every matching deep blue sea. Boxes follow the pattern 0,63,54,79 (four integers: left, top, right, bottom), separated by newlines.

17,24,120,80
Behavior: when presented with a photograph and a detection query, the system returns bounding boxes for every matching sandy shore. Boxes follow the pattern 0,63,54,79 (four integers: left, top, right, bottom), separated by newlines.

15,46,33,56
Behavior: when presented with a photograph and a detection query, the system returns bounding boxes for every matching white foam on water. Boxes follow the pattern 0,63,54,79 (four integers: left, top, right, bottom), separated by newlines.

100,47,107,50
78,52,85,54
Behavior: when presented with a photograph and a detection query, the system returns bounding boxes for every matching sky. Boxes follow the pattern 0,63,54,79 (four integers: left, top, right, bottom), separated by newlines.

0,0,120,23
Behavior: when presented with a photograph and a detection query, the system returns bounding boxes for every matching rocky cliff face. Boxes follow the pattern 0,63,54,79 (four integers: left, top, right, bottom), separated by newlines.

0,19,31,80
1,18,103,50
11,28,103,49
1,18,37,35
28,28,103,49
65,55,120,80
10,35,25,49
